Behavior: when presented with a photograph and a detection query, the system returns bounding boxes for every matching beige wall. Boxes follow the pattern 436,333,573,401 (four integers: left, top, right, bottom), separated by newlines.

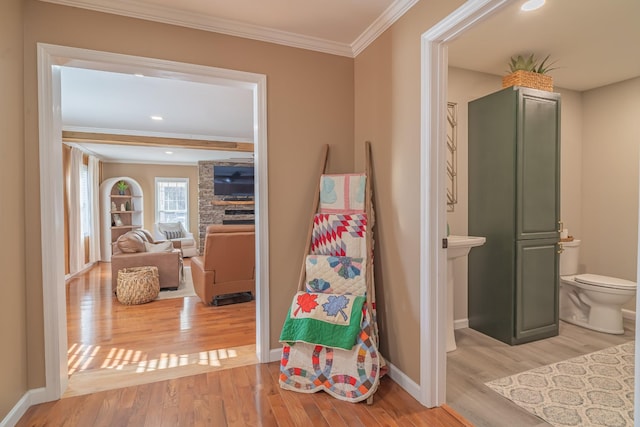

23,0,354,390
103,163,200,246
446,68,501,322
0,0,28,419
581,77,640,308
557,89,585,245
354,0,465,383
447,67,585,322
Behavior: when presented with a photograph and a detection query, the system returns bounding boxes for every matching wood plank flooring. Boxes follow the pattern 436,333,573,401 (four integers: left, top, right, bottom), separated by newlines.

447,319,636,427
65,261,257,396
17,260,473,426
24,259,633,426
18,364,470,427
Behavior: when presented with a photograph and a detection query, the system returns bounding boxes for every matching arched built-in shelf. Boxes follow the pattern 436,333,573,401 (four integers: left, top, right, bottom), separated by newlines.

99,176,143,261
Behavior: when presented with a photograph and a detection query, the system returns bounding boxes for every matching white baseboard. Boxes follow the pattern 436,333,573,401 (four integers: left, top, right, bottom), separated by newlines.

454,318,469,330
386,360,421,402
1,387,47,427
64,262,97,281
269,347,282,363
622,309,636,321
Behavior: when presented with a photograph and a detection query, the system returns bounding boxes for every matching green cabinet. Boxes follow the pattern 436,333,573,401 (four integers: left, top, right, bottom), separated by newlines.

515,238,559,342
468,86,560,345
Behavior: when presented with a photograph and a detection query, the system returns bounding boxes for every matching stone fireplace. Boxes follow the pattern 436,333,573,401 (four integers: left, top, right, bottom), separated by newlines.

198,160,255,253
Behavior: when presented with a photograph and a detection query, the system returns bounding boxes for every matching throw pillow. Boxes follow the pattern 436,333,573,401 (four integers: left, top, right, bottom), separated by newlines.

144,241,174,253
117,232,145,253
164,230,183,240
138,229,155,243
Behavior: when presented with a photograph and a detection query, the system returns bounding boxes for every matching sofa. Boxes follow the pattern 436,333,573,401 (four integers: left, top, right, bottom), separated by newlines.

111,229,182,290
191,224,255,305
153,222,198,257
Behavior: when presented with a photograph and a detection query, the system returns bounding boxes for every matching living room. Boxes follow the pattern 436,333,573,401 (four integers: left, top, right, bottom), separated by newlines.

61,65,261,395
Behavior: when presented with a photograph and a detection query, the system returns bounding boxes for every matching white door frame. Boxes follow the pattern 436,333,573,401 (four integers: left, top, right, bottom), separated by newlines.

419,0,515,407
420,0,640,411
37,43,270,400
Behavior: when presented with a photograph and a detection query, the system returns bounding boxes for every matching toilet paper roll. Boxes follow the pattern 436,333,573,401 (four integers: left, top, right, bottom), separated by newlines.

560,228,569,239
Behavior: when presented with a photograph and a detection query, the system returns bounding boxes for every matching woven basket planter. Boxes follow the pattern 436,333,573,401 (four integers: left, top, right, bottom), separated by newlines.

502,70,553,91
117,266,160,305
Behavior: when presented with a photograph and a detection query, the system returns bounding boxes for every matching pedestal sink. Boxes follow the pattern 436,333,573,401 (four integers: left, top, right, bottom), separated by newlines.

447,235,486,352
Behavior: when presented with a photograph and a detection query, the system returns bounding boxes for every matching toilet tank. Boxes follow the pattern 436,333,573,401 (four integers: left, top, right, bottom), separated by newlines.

559,239,581,276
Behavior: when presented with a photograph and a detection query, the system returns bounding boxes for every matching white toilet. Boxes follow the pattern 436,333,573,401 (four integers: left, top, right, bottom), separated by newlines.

559,239,636,334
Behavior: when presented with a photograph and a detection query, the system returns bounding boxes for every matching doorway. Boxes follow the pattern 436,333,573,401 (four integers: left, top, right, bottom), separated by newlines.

420,0,640,415
37,43,270,400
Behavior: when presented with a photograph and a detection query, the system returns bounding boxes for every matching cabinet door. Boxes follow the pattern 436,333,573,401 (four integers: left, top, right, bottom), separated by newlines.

514,238,559,343
516,89,561,240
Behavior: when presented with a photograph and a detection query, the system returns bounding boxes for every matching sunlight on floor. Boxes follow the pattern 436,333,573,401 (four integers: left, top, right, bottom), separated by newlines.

135,348,238,373
68,343,102,375
101,347,145,369
64,344,256,398
68,342,239,375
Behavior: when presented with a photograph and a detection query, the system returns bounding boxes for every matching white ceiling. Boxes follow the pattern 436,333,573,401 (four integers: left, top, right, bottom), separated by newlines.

62,67,254,141
71,141,253,165
56,0,640,165
61,66,256,165
448,0,640,92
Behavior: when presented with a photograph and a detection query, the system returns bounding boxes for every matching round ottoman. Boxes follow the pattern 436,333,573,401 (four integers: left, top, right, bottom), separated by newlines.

116,266,160,305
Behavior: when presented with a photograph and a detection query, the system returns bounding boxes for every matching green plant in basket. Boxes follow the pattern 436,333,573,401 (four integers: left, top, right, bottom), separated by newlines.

508,54,557,75
533,54,558,74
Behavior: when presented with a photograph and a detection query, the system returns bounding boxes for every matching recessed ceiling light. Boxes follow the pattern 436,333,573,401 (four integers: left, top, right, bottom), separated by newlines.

150,115,163,121
165,151,173,155
521,0,545,11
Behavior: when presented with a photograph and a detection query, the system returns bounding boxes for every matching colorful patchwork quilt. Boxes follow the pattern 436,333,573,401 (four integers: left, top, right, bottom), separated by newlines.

279,292,365,350
279,309,381,402
311,214,367,258
319,174,366,214
305,255,366,296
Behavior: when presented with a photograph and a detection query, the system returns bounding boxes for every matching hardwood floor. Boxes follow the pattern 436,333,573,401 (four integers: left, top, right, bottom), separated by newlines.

17,261,473,426
65,261,257,396
18,364,470,427
26,260,634,426
447,319,636,427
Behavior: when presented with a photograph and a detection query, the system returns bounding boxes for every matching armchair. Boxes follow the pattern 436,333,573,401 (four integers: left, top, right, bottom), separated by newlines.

191,224,255,305
154,222,198,257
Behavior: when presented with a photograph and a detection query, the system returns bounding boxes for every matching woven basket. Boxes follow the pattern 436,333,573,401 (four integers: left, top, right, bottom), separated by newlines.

117,266,160,305
502,70,553,91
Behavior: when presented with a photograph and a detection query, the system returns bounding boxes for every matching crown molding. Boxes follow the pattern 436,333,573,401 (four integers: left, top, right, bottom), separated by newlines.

351,0,419,57
39,0,353,57
40,0,418,58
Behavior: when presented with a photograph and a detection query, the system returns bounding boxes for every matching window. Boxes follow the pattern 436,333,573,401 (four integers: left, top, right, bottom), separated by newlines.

155,178,189,228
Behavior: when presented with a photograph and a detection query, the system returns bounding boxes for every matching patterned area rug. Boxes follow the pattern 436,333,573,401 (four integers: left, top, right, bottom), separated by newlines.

486,341,634,427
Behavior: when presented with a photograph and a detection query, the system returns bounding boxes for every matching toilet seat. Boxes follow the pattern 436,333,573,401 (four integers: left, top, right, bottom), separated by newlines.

575,274,636,290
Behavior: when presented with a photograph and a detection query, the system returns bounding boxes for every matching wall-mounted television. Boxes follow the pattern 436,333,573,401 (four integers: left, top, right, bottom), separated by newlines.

213,165,255,198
